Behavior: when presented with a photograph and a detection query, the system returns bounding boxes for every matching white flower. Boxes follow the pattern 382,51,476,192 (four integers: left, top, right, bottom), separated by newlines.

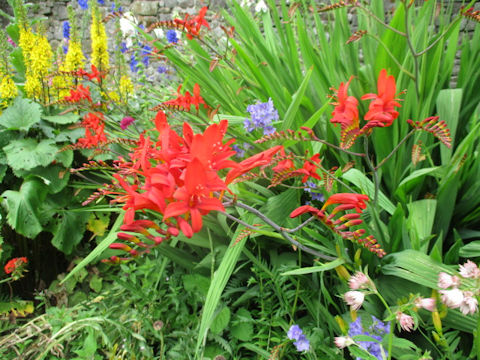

334,336,354,349
459,260,480,279
396,312,414,332
437,272,460,289
348,271,369,290
153,28,164,38
240,0,255,6
415,297,436,312
459,291,478,315
120,12,138,37
255,0,268,13
440,288,464,309
344,291,365,310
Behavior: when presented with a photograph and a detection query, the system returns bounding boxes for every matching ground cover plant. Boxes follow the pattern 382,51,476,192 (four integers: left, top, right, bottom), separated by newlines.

1,0,480,359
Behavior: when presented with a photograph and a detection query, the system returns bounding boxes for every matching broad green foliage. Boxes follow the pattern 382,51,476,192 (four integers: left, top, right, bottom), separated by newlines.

0,97,41,131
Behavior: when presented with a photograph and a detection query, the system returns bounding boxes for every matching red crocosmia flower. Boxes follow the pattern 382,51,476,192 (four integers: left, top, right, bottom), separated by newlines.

164,158,225,237
76,112,108,148
225,145,284,184
86,64,105,82
298,153,322,183
329,76,361,148
290,205,325,218
273,159,295,173
162,84,207,111
63,84,92,103
4,257,28,275
322,193,370,213
174,7,210,39
361,69,401,127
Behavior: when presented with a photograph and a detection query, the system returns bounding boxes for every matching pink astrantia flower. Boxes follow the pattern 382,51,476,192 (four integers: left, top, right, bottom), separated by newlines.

396,312,414,332
120,116,136,130
348,271,370,290
344,291,365,310
440,288,464,309
415,297,436,312
460,291,478,315
437,272,460,289
459,260,480,279
334,336,355,349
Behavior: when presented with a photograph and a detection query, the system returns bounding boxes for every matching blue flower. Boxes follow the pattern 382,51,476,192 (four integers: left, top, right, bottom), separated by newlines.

120,42,128,54
78,0,88,10
63,21,70,40
111,3,123,12
62,45,68,54
166,29,179,43
157,65,168,74
141,44,152,66
97,0,105,4
244,98,278,135
293,334,310,352
287,324,303,340
130,54,139,73
232,144,245,158
348,316,389,360
304,182,325,202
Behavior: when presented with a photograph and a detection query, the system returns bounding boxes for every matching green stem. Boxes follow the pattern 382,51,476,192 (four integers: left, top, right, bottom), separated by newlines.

373,290,394,360
374,129,415,171
403,1,420,99
476,311,480,360
356,4,406,37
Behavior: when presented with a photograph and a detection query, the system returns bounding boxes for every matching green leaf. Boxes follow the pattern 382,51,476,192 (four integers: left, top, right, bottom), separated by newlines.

281,66,313,130
395,167,440,202
407,199,437,252
210,306,230,335
1,178,48,238
342,168,396,215
459,241,480,258
42,113,80,125
231,308,253,341
51,211,89,254
436,89,462,164
15,164,70,194
0,97,42,131
3,139,58,171
61,213,124,284
281,258,344,276
89,274,103,293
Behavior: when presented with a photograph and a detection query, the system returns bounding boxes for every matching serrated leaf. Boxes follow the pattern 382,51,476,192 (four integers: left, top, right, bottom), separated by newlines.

210,307,230,335
42,113,80,125
3,138,58,171
231,308,253,341
89,274,103,293
51,211,89,254
0,97,42,131
1,179,48,238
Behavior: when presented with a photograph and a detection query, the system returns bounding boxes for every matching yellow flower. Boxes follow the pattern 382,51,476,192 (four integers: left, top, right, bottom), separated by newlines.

91,7,109,72
108,91,120,103
63,41,85,72
119,75,134,99
0,75,18,100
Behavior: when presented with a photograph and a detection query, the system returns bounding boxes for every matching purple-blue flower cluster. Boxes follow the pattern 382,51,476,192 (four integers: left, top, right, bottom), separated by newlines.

111,3,123,12
348,316,390,360
63,21,70,40
304,181,324,201
97,0,105,5
232,142,254,158
78,0,88,10
287,325,310,352
244,98,278,135
166,30,179,43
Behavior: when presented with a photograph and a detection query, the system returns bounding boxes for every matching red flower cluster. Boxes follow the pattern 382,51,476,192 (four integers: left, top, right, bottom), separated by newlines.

329,69,402,148
4,257,28,275
103,110,283,262
63,84,92,103
174,6,210,39
76,112,108,148
290,193,386,257
161,84,207,112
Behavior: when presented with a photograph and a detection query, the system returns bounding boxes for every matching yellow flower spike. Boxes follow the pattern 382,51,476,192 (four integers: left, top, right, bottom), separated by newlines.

0,75,17,100
119,75,134,100
64,41,85,71
335,315,347,334
432,310,443,336
335,264,350,282
91,6,109,72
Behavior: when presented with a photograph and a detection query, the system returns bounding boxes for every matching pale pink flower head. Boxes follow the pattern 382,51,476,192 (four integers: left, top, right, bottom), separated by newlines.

415,297,436,312
459,260,480,279
440,288,464,309
334,336,355,349
344,291,365,310
437,272,460,289
396,312,414,332
459,291,478,315
348,271,370,290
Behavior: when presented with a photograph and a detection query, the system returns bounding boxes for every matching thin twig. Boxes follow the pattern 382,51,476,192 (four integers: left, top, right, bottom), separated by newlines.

281,216,316,233
227,200,336,260
356,4,406,37
374,129,415,171
415,15,462,57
